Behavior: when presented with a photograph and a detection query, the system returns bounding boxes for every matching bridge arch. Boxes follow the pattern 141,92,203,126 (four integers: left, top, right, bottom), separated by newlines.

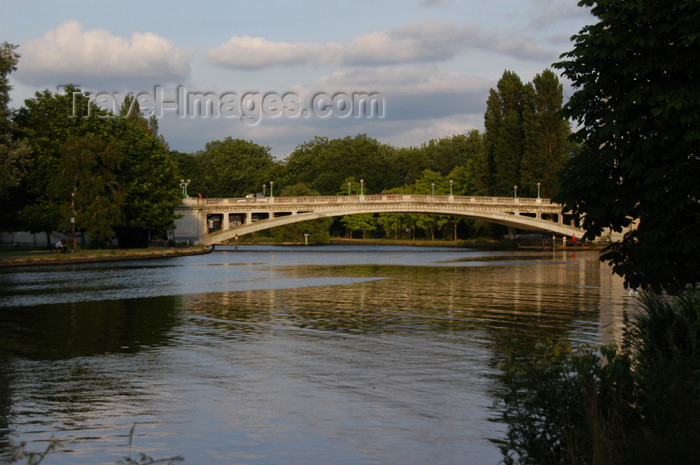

186,195,584,245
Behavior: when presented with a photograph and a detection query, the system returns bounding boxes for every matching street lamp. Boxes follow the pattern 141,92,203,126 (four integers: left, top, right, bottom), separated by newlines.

180,178,191,199
360,179,364,196
263,184,266,196
537,182,541,199
514,185,518,198
348,182,351,196
449,179,453,196
270,181,274,198
431,182,435,196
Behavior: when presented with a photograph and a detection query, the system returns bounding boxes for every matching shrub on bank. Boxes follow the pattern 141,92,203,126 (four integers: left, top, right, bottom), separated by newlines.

497,284,700,465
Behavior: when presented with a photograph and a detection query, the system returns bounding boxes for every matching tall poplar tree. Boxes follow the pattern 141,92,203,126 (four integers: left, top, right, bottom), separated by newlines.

520,69,570,198
481,71,525,196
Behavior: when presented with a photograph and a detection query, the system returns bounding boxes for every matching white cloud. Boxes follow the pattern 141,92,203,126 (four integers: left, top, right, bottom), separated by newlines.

206,36,324,70
387,118,480,148
16,20,192,88
207,20,554,70
301,66,491,98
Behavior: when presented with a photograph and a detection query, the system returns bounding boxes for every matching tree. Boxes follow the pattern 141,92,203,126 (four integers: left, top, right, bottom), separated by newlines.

13,87,182,247
13,87,109,241
554,0,700,293
341,213,377,239
196,137,278,198
111,115,182,246
56,135,124,243
0,42,31,203
282,134,398,195
479,71,526,196
520,70,571,198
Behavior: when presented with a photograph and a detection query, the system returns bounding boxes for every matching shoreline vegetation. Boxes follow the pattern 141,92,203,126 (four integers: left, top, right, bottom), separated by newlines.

0,237,601,267
0,246,212,268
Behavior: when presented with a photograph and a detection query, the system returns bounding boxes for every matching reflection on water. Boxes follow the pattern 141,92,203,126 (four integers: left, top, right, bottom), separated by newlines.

0,246,635,464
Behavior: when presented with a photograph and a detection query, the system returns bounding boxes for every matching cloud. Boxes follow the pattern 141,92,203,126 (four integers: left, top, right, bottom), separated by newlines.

207,20,554,70
418,0,456,6
16,20,192,88
206,36,324,70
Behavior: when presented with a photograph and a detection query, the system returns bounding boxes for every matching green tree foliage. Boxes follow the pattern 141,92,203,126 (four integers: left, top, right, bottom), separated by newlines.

283,134,398,194
479,70,569,198
12,87,181,246
554,0,700,293
13,87,111,239
484,71,523,195
388,145,431,186
56,135,124,241
499,285,700,465
195,137,278,198
168,150,206,196
341,213,377,239
0,42,31,203
520,70,571,198
0,42,19,128
112,116,182,246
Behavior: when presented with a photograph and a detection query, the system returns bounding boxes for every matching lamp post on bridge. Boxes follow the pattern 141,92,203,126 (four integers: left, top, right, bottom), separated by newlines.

537,182,541,199
270,181,274,198
514,185,518,199
359,179,364,203
431,182,435,196
180,179,191,199
263,184,266,196
449,179,453,197
348,182,351,196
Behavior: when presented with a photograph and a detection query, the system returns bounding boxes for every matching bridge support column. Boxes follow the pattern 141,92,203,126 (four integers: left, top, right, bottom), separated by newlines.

200,210,208,238
246,212,253,224
222,213,230,230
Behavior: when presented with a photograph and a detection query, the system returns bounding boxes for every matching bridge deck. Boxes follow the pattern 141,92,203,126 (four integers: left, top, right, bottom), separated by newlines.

186,194,557,208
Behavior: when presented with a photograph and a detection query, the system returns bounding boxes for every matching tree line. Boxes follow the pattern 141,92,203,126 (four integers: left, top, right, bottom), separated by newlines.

1,40,572,246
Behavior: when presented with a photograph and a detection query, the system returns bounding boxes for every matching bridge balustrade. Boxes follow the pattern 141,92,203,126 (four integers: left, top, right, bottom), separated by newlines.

189,195,552,206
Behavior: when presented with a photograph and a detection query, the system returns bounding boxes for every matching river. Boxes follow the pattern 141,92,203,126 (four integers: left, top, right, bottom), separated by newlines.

0,245,635,465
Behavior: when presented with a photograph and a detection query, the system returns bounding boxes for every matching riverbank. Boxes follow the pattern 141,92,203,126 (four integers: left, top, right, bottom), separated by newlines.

240,236,601,250
0,246,212,268
328,237,514,248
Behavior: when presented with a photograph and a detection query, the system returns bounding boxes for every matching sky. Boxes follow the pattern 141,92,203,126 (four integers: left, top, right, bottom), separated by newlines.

3,0,593,158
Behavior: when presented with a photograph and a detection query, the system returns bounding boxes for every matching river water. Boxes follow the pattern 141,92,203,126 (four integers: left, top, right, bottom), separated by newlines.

0,245,635,465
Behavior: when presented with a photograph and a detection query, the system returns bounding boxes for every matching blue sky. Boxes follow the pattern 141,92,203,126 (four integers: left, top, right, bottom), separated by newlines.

3,0,592,157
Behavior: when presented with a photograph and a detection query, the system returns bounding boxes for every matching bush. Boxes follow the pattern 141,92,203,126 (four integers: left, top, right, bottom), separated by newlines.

497,285,700,465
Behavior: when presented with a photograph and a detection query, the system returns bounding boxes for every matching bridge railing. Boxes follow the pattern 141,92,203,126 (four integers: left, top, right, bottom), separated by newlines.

187,195,552,206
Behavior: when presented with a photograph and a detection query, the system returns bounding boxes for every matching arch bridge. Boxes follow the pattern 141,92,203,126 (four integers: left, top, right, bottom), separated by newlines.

174,194,590,246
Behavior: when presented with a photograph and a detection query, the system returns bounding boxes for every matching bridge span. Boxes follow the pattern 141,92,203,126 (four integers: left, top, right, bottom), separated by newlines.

174,194,589,246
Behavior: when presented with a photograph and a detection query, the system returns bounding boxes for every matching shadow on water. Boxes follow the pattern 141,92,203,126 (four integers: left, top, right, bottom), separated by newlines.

0,296,182,453
0,296,182,360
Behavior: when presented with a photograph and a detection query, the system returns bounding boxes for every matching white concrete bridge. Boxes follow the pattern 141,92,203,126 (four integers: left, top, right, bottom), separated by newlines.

174,194,591,246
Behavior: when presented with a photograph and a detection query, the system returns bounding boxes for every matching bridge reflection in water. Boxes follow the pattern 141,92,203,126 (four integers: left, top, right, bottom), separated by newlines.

174,194,596,246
